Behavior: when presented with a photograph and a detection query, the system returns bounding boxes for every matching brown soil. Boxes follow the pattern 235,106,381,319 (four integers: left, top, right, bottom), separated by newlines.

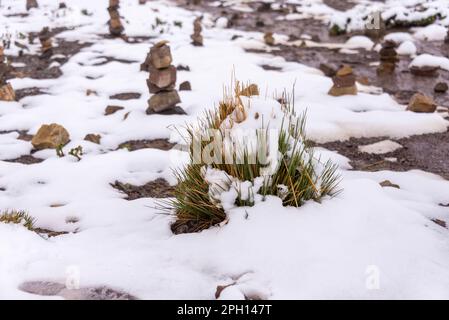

118,139,175,151
111,178,175,199
318,129,449,179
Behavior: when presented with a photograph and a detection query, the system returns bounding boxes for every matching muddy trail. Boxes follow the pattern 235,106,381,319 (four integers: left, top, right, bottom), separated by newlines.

177,0,449,179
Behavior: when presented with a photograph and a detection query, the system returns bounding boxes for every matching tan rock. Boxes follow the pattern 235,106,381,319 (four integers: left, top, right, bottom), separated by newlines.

407,93,436,113
0,83,16,101
147,91,180,113
336,65,353,77
149,43,172,69
328,85,357,96
264,32,275,46
31,124,70,150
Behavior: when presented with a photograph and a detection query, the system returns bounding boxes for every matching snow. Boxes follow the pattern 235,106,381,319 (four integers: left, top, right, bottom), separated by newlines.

1,0,449,300
397,40,417,56
358,140,403,154
414,24,448,41
410,54,449,71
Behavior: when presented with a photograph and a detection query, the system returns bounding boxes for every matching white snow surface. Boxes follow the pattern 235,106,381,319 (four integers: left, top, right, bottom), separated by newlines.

358,140,403,154
1,0,449,300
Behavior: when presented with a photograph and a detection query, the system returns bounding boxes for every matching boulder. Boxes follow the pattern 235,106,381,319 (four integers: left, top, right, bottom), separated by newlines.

31,124,70,150
407,93,436,113
26,0,38,10
147,91,180,113
328,85,357,96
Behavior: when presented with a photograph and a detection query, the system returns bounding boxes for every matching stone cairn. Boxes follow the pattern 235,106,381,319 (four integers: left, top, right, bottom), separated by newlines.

38,27,53,59
145,41,183,114
445,28,449,44
0,46,15,101
377,40,398,76
328,65,357,96
191,17,203,46
26,0,39,11
108,0,124,37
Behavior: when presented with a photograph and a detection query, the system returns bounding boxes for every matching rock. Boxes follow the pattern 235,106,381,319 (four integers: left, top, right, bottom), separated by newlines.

410,65,439,77
105,105,124,115
432,219,447,228
0,83,16,101
84,134,101,144
434,82,448,93
149,65,177,90
31,124,70,150
59,2,67,9
38,27,53,59
191,17,203,46
26,0,39,10
179,81,191,91
176,64,190,71
380,180,400,189
328,85,357,96
377,40,398,76
147,91,181,113
319,63,336,77
336,65,353,77
108,0,124,37
328,65,357,96
149,41,172,69
240,84,259,97
264,32,275,46
407,93,436,113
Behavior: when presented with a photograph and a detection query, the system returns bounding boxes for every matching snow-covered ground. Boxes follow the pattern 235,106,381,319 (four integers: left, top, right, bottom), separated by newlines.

1,0,449,299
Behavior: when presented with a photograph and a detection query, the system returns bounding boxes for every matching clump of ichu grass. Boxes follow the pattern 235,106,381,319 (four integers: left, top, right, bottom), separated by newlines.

160,82,341,234
0,210,36,231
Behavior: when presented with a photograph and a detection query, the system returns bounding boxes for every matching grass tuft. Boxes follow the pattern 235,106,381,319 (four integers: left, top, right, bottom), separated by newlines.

0,210,36,231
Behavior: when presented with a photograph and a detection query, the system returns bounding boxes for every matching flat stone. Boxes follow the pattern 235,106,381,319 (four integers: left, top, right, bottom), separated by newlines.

407,93,436,113
105,105,124,115
146,105,186,115
379,180,400,189
410,65,439,77
31,123,70,150
147,91,181,113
